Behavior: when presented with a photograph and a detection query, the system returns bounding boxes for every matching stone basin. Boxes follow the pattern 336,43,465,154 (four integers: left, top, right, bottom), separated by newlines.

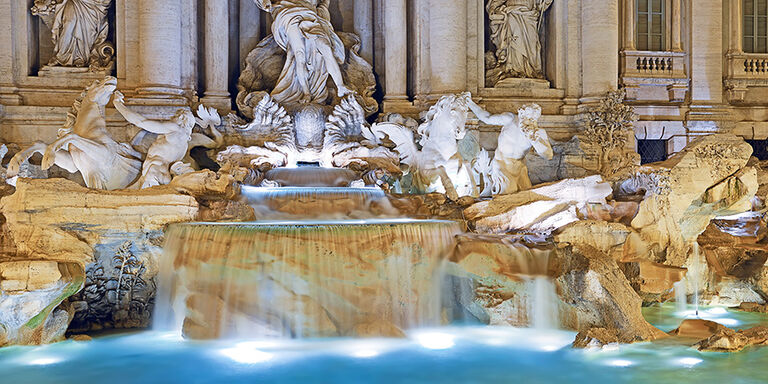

264,167,359,187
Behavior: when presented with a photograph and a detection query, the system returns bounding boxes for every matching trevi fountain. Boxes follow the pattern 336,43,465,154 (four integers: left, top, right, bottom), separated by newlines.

0,0,768,383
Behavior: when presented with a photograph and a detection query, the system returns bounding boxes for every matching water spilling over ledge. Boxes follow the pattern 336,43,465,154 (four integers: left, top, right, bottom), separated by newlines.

155,219,462,339
242,186,391,219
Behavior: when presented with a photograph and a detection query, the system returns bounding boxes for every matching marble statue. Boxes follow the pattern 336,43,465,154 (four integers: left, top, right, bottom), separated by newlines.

113,92,197,189
323,95,401,175
7,77,142,190
486,0,553,85
238,2,377,117
371,93,474,200
31,0,114,69
253,0,352,104
468,99,553,196
215,94,297,171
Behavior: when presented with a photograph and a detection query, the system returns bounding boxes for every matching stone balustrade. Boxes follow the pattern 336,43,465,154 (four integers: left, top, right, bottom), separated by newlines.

620,50,688,103
725,53,768,103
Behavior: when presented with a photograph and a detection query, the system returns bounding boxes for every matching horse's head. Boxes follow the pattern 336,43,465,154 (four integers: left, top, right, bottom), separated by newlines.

419,92,471,145
30,0,59,16
85,76,118,106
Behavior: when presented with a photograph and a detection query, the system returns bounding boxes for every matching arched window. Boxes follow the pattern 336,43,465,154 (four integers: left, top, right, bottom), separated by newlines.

744,0,768,53
636,0,665,51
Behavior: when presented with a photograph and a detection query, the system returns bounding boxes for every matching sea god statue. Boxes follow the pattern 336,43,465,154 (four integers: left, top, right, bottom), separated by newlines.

253,0,354,104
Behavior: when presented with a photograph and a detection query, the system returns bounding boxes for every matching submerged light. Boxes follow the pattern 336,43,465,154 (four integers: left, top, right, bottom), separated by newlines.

413,332,456,350
219,345,274,364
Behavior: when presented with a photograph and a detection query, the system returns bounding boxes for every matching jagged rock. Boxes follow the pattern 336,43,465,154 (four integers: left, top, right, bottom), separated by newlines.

464,175,612,235
572,327,620,348
446,235,665,342
582,200,640,226
554,245,667,343
739,302,768,312
695,326,768,352
69,334,92,342
710,278,765,307
619,260,686,302
0,263,83,346
669,319,730,340
621,134,757,267
0,178,198,337
198,200,256,222
554,221,631,260
387,193,470,221
450,234,556,327
351,319,406,338
699,213,767,280
169,170,241,201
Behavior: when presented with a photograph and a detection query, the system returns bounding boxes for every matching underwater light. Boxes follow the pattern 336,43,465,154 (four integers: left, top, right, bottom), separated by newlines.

606,359,633,367
676,357,703,367
351,349,380,358
414,332,456,350
219,345,273,364
706,307,728,315
27,357,63,366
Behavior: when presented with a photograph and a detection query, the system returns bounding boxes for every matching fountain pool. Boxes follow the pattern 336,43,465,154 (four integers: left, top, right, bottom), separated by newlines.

3,309,768,384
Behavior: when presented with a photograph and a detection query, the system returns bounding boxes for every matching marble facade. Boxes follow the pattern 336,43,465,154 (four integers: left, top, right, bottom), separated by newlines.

0,0,766,158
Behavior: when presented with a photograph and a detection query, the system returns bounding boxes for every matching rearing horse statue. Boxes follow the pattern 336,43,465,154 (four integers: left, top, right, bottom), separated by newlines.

8,76,143,190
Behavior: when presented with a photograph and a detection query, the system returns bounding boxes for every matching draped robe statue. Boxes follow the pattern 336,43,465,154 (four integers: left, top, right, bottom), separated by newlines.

31,0,114,69
486,0,553,85
253,0,353,105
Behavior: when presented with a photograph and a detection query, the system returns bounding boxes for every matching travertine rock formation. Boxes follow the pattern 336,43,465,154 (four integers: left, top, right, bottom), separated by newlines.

621,134,757,267
0,178,198,339
446,234,666,343
464,175,612,234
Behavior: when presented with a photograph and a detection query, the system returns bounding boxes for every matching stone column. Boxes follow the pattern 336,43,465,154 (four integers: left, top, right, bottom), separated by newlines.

0,0,20,105
581,0,619,100
728,0,743,54
429,0,467,94
670,0,683,52
623,0,635,50
354,0,374,63
136,0,185,103
383,0,409,103
240,0,262,68
201,0,231,110
690,0,722,104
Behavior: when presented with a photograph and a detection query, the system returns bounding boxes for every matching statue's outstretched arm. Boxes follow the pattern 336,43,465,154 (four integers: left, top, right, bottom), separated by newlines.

467,98,515,126
113,92,177,135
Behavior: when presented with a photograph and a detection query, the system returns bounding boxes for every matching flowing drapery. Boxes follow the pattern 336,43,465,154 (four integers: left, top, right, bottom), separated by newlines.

49,0,111,67
255,0,346,104
487,0,552,79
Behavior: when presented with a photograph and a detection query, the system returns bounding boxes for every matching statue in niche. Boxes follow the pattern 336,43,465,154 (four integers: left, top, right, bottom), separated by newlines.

31,0,115,70
112,92,198,189
7,77,142,190
485,0,553,86
238,0,377,117
468,99,553,196
254,0,352,103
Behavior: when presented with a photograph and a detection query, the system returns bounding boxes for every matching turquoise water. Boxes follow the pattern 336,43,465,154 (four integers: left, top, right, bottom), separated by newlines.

1,306,767,384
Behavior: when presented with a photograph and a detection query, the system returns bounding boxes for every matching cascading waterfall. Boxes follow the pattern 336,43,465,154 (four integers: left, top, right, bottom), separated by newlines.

688,242,704,316
501,239,559,329
674,279,687,314
155,219,461,339
530,276,558,329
